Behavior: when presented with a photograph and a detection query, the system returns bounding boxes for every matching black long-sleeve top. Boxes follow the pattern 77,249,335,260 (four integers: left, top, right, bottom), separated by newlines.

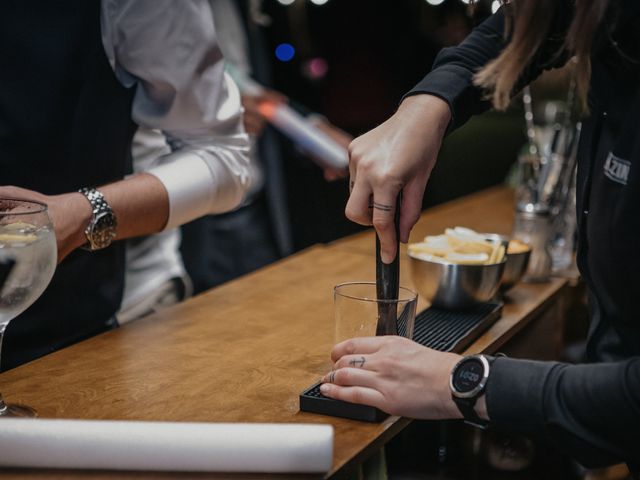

406,0,640,471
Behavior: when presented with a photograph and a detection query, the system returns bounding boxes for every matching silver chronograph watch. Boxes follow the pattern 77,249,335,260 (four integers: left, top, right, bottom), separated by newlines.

78,187,117,251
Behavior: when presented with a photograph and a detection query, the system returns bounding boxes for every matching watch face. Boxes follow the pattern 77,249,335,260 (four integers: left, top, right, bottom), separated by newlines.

452,357,485,394
91,212,117,249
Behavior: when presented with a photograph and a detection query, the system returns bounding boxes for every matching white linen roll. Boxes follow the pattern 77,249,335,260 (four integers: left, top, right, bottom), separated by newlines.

0,419,333,473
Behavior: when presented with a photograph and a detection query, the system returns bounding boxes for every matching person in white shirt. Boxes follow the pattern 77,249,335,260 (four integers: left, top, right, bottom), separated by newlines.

0,0,250,369
120,0,350,321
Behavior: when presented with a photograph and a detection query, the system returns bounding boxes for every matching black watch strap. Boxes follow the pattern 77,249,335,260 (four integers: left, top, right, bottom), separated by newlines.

453,396,488,429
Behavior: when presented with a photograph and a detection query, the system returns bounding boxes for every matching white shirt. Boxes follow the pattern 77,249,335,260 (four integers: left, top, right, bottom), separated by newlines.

101,0,251,230
100,0,251,316
210,0,264,199
120,129,190,314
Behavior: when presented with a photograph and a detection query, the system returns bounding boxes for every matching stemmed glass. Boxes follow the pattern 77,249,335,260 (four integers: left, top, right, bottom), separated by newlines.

0,199,57,417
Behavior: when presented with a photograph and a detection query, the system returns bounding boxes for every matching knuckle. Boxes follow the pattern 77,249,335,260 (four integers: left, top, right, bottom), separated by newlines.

343,339,356,356
347,140,359,158
351,389,364,404
370,171,402,190
369,172,388,187
345,205,368,225
376,356,392,372
372,218,392,230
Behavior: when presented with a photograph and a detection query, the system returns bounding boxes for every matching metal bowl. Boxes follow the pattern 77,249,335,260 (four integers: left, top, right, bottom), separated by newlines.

500,248,532,292
488,234,532,292
408,253,507,310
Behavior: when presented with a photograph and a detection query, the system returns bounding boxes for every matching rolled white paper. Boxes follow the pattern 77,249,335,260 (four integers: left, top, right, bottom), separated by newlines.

0,419,333,473
227,65,349,169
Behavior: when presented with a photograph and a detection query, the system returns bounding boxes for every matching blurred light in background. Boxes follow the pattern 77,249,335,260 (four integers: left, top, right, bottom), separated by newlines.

275,43,296,62
310,0,330,4
460,0,471,4
425,0,446,5
491,0,501,13
276,0,296,4
302,57,329,80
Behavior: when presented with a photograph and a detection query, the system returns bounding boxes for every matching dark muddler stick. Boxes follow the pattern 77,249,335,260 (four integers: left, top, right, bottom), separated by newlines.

375,194,401,336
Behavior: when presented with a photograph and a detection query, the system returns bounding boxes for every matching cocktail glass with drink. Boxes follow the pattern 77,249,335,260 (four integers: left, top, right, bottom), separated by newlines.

0,199,57,417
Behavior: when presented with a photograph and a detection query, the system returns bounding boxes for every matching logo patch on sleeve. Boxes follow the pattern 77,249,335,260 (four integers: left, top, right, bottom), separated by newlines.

603,152,631,185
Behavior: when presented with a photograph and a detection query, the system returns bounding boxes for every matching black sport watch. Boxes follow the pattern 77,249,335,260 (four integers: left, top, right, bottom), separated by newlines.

450,354,492,428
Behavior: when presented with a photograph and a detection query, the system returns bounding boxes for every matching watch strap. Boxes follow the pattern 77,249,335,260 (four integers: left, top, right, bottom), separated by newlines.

453,396,489,429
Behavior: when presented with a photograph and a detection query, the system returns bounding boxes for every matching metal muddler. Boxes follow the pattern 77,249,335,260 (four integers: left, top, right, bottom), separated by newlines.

375,194,402,336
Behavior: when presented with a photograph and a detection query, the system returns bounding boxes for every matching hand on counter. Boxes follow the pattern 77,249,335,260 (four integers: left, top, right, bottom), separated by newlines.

320,335,465,420
346,94,451,263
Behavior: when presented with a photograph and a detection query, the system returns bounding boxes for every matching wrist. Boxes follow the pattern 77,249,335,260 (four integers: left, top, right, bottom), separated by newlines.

442,353,464,419
50,192,93,253
398,94,451,133
475,394,489,421
66,192,94,250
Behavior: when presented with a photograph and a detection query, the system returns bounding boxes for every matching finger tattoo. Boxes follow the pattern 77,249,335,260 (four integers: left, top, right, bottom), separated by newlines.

328,370,336,384
349,356,366,368
372,202,393,212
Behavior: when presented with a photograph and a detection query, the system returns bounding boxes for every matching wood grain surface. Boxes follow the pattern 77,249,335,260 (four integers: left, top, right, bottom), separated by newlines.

0,186,567,480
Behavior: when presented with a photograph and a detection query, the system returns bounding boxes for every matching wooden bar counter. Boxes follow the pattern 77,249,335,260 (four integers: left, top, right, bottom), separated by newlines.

0,187,568,479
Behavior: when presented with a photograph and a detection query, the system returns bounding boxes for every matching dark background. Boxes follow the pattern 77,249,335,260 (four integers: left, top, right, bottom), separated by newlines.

258,0,527,250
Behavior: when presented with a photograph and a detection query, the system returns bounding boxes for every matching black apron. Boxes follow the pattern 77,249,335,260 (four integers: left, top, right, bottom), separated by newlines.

0,0,136,370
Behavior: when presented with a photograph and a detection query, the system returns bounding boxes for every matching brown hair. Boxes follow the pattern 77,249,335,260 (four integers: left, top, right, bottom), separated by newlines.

474,0,612,111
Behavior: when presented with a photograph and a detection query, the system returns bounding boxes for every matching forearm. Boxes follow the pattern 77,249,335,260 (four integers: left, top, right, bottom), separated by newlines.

485,357,640,467
62,173,169,254
404,10,507,132
406,3,571,133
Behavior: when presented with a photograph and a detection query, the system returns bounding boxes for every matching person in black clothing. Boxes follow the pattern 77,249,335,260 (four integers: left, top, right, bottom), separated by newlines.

319,0,640,472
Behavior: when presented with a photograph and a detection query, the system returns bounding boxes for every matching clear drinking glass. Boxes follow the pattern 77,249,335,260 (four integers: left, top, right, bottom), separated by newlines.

334,282,417,344
513,209,552,283
0,199,57,417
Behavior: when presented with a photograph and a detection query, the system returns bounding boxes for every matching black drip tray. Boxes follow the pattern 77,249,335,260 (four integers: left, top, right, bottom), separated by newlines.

299,302,503,422
299,383,388,423
412,302,503,353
